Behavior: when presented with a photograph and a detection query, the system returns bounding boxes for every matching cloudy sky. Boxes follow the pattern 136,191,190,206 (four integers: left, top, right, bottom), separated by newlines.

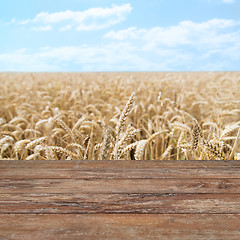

0,0,239,71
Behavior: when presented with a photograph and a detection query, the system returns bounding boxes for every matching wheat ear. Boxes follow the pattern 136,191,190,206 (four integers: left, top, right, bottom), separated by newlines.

45,146,57,160
25,137,47,149
99,127,111,160
66,143,85,151
54,116,75,141
201,139,225,160
160,145,173,160
116,92,135,139
26,153,41,160
134,130,168,160
134,140,148,160
229,127,240,160
220,123,240,139
72,114,86,132
112,124,138,159
49,146,78,159
14,140,31,159
120,142,138,159
177,131,185,160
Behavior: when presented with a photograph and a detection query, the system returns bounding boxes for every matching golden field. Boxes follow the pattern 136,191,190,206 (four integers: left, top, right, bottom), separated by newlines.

0,72,239,160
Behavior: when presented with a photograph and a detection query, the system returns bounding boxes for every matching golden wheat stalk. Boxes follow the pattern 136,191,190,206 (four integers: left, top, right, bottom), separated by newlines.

112,124,138,159
25,137,47,150
45,146,57,160
119,142,138,159
99,127,111,160
49,146,78,159
14,139,31,159
201,139,225,160
229,127,240,160
115,92,135,139
26,153,41,160
161,145,173,160
134,130,168,160
220,123,240,139
72,114,86,132
54,116,75,141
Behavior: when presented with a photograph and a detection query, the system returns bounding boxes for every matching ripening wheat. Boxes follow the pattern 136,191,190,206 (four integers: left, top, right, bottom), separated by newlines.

0,72,239,160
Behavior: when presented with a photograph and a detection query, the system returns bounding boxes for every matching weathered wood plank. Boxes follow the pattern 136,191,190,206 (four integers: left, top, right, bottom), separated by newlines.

0,214,240,240
1,178,240,194
0,193,240,214
1,160,240,169
2,168,240,179
1,161,240,179
1,160,239,239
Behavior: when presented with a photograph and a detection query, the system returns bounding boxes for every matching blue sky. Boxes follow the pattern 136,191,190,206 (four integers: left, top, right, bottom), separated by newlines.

0,0,239,71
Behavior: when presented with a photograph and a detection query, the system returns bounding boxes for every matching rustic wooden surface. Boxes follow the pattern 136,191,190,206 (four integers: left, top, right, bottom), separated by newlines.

0,160,240,239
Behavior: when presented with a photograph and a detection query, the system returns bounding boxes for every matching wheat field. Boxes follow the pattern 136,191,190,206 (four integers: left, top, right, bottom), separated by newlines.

0,72,239,160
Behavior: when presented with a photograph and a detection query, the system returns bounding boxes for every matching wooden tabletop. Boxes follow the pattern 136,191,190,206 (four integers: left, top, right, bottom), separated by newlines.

0,160,240,239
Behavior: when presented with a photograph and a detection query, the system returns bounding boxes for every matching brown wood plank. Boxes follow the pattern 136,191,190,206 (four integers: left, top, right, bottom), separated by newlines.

1,167,240,179
1,160,240,169
1,161,240,179
0,193,240,214
1,160,239,239
0,214,240,240
1,178,240,194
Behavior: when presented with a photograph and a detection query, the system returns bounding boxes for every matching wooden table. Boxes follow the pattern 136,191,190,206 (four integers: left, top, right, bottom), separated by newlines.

0,160,240,239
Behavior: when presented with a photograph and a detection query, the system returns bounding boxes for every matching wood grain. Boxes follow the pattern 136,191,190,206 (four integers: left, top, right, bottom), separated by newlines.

0,160,240,239
1,193,240,214
1,178,240,194
0,214,240,240
1,160,240,179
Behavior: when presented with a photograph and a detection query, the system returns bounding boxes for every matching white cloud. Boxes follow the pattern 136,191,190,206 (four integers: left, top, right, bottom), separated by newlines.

59,24,72,32
1,17,239,71
105,27,147,40
105,18,239,49
0,43,159,71
19,19,31,24
31,25,52,31
17,4,132,31
0,49,59,71
103,18,240,70
221,0,234,3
